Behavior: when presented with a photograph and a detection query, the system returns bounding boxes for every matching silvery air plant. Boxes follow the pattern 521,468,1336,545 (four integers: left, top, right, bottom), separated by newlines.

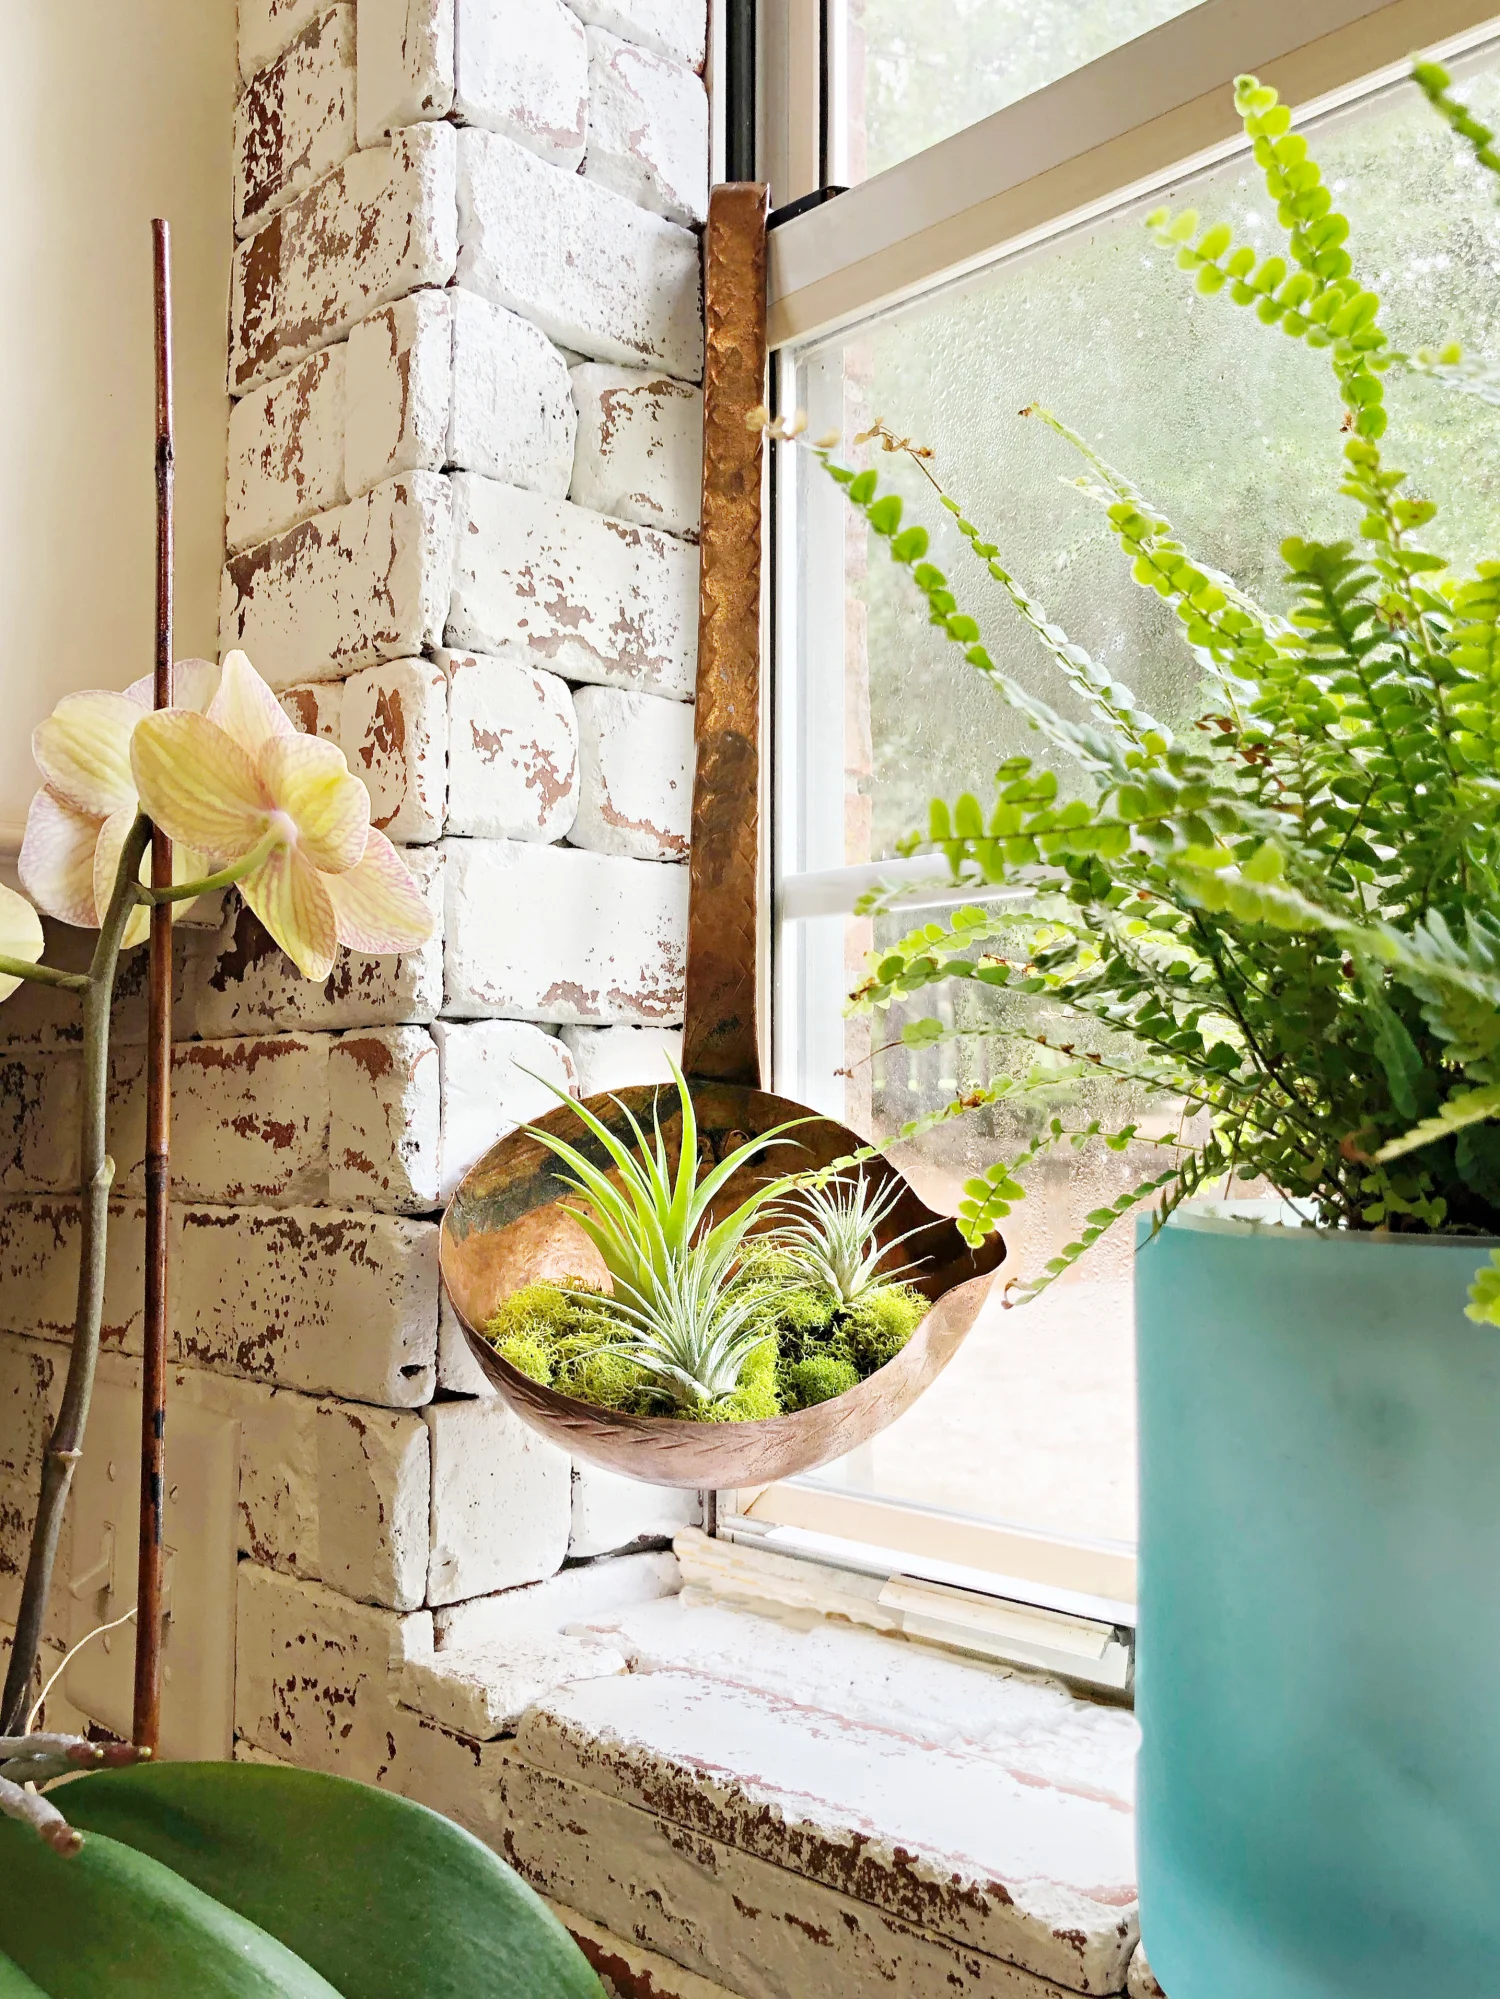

483,1067,930,1421
776,65,1500,1319
0,651,434,1827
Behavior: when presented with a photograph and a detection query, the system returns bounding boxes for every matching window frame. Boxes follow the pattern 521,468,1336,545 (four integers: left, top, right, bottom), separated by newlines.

733,0,1500,1628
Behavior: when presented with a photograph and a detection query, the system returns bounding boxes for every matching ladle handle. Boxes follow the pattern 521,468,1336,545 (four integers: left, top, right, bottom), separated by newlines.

682,182,770,1089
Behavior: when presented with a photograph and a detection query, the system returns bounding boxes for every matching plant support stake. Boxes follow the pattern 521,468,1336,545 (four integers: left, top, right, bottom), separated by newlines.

134,218,174,1753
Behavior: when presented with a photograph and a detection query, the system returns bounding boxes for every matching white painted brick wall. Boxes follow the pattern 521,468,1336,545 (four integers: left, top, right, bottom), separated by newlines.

433,1018,576,1199
425,1397,571,1605
328,1026,441,1211
315,1401,431,1609
231,123,457,395
565,0,706,71
569,363,702,538
110,1034,331,1207
340,656,449,842
344,292,452,498
570,685,692,861
227,346,347,554
356,0,455,144
456,129,702,379
442,650,578,843
450,292,577,496
561,1024,682,1097
453,0,588,169
437,1292,493,1397
433,1547,680,1648
234,5,356,238
448,474,697,698
239,0,330,81
279,679,343,739
233,1380,321,1577
0,1051,80,1193
570,1464,700,1559
0,1198,145,1356
194,847,444,1038
443,841,688,1025
177,1206,439,1406
221,472,453,688
584,28,709,228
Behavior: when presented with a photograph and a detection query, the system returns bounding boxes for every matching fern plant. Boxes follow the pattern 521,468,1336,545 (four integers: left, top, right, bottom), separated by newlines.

810,65,1500,1318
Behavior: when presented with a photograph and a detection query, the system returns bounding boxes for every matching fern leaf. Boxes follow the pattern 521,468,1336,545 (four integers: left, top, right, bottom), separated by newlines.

1375,1082,1500,1162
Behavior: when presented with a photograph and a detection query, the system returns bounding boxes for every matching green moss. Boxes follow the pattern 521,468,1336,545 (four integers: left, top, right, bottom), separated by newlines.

558,1344,648,1410
493,1330,554,1384
844,1285,925,1372
785,1353,859,1408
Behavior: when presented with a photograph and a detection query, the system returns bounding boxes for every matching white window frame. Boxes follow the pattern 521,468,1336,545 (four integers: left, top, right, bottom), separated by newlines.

731,0,1500,1637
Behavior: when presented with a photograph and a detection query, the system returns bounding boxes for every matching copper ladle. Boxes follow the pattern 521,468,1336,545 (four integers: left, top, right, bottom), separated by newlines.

438,186,1006,1489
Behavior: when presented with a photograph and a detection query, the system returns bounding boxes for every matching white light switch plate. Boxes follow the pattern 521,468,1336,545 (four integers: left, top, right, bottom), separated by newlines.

66,1381,239,1759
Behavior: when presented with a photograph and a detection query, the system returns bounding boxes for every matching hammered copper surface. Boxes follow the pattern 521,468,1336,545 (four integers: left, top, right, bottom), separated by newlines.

682,182,770,1088
440,1084,1005,1487
438,188,1006,1488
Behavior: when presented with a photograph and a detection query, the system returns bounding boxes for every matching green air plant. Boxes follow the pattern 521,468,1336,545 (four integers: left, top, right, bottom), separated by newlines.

805,64,1500,1319
776,1173,922,1306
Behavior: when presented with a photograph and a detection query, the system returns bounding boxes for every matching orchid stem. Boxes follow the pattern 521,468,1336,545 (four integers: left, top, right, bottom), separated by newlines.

0,814,152,1734
0,958,90,995
147,828,282,905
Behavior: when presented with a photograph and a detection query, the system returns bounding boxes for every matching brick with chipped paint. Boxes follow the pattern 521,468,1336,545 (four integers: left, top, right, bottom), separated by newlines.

234,4,356,239
550,1905,749,1999
230,122,456,396
0,1048,81,1193
194,848,444,1038
227,346,347,555
452,0,588,170
398,1632,625,1740
425,1396,571,1606
448,475,697,698
494,1752,1089,1999
436,1291,494,1397
443,840,688,1026
570,363,702,538
433,1018,575,1204
316,1401,430,1610
560,1024,681,1098
109,1034,331,1207
449,292,577,498
0,1197,146,1356
0,918,223,1052
457,130,702,380
0,1336,59,1489
584,28,708,228
221,472,453,689
1128,1943,1168,1998
565,0,705,70
344,291,452,499
433,1548,680,1650
520,1611,1139,1992
569,1463,700,1560
356,0,454,145
570,685,692,862
441,650,578,843
234,1560,433,1773
176,1205,438,1407
279,678,343,740
328,1025,440,1212
239,0,328,80
340,657,449,843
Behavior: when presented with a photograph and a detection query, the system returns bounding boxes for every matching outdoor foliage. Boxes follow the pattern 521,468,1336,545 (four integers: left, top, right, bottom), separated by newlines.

816,66,1500,1317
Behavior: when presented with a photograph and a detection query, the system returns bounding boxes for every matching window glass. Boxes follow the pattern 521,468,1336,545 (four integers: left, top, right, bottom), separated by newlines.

777,57,1500,1550
840,0,1202,182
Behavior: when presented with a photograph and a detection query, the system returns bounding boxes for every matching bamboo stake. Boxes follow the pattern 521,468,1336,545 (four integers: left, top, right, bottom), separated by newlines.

132,219,174,1753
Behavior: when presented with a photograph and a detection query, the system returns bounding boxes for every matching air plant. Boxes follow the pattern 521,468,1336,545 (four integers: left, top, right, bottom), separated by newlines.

776,1173,923,1307
593,1252,778,1413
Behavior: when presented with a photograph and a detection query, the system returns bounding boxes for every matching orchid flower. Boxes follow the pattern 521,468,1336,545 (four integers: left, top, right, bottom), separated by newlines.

130,650,433,979
18,661,219,947
0,884,45,1002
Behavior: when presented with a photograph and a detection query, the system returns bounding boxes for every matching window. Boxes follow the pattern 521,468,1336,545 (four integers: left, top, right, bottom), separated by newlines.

740,0,1500,1631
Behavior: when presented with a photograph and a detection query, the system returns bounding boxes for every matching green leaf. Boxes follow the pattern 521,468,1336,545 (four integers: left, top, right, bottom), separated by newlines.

1375,1084,1500,1163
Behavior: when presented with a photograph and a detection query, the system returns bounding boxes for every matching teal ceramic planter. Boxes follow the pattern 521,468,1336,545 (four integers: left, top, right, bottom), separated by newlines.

1135,1208,1500,1998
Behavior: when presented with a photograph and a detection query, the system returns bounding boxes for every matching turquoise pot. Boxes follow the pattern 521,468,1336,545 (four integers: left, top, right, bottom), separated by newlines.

1135,1208,1500,1998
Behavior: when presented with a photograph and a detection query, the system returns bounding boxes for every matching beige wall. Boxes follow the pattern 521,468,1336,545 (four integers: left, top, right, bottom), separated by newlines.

0,1,236,844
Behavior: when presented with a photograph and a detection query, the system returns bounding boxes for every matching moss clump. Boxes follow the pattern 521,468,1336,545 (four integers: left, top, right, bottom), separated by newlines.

482,1272,926,1425
784,1353,859,1408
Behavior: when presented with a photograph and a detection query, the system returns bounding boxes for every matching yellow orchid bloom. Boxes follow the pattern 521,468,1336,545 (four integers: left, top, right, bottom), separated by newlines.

131,651,433,979
0,882,45,1002
19,661,218,946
